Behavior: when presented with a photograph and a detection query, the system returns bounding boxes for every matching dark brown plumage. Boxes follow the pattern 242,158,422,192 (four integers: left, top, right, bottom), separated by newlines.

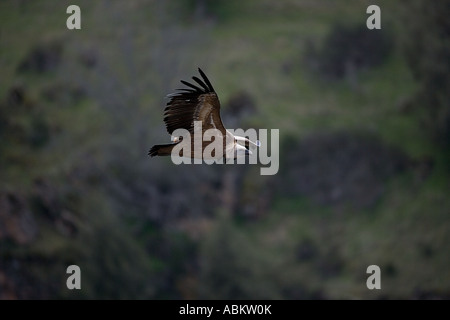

163,68,226,136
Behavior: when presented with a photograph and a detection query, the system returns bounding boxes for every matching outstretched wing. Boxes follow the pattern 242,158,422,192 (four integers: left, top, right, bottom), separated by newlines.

163,68,226,135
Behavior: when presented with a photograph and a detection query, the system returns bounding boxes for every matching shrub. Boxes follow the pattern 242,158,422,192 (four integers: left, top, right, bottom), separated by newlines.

305,23,392,80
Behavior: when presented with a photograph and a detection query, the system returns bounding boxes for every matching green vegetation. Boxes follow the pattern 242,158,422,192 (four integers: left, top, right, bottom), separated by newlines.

0,0,449,299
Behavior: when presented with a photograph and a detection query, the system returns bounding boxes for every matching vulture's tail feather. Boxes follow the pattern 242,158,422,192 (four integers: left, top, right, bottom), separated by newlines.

148,143,177,157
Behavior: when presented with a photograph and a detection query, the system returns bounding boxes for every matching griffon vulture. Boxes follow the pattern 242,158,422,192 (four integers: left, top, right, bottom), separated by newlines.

148,68,259,160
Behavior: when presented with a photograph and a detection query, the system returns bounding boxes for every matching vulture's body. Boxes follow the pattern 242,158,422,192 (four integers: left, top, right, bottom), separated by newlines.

149,68,258,160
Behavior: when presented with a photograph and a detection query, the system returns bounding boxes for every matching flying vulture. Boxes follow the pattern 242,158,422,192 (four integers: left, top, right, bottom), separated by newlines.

148,68,259,160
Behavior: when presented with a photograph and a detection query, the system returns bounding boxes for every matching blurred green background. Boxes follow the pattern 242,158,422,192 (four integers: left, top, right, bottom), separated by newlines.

1,0,449,299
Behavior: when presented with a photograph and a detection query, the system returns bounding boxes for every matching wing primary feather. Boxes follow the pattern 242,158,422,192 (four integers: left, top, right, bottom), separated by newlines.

192,76,209,92
166,92,183,97
198,68,215,92
176,88,196,92
180,80,202,92
166,89,195,97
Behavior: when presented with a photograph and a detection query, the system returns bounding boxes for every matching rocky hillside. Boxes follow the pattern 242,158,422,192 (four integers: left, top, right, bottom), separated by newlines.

1,0,449,299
